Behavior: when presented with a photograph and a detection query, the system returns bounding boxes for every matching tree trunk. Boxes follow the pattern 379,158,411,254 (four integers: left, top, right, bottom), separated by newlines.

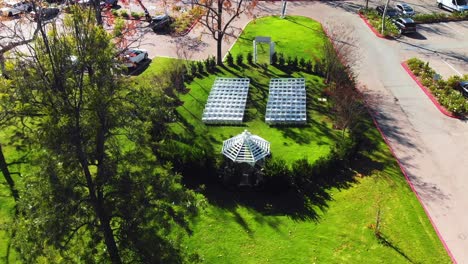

216,38,223,65
77,147,122,264
0,144,19,202
93,0,103,26
216,0,223,65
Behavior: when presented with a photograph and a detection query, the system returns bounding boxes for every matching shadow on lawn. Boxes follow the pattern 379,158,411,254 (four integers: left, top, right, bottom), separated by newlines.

196,166,356,223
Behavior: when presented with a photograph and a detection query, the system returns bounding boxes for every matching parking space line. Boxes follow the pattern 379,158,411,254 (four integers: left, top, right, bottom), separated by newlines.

443,60,463,76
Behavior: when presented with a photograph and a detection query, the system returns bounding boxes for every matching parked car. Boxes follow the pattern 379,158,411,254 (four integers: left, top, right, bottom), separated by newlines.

30,7,59,21
121,49,148,68
457,81,468,98
392,17,417,34
437,0,468,12
149,14,174,32
1,1,32,17
100,0,118,8
395,3,415,16
376,5,400,18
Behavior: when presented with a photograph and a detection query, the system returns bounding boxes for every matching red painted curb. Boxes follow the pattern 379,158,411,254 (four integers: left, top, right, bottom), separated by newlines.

358,13,387,39
179,16,202,36
365,104,458,264
401,62,460,119
323,22,456,263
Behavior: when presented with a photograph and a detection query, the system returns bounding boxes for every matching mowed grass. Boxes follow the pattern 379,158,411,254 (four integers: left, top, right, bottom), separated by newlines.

0,130,22,263
183,120,450,263
167,16,337,164
140,16,450,263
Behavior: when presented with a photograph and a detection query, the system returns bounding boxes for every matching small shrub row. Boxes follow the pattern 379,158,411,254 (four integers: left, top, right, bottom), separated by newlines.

413,11,468,23
406,57,468,115
224,51,320,74
111,9,145,19
262,139,356,194
184,56,217,81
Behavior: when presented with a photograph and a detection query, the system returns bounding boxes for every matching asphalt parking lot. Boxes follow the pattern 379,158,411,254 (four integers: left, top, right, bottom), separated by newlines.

395,20,468,78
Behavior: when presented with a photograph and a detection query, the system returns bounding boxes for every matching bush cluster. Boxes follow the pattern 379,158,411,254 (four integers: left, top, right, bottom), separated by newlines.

172,6,204,35
271,52,317,73
407,57,468,115
359,9,399,37
413,11,468,23
184,57,217,80
262,139,356,194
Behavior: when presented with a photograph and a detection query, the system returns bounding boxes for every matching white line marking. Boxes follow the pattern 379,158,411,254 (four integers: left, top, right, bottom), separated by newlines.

443,60,463,76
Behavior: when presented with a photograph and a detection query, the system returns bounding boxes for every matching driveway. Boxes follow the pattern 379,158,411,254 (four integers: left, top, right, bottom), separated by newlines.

396,21,468,78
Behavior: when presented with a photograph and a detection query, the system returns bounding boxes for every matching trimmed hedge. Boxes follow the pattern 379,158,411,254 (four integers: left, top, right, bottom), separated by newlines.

413,11,468,23
406,57,468,115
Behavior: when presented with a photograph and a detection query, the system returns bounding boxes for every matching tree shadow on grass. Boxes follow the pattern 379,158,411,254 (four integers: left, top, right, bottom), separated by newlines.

194,165,356,223
378,234,415,263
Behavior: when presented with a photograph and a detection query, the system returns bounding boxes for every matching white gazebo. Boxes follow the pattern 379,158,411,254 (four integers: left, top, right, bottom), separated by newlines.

221,130,270,166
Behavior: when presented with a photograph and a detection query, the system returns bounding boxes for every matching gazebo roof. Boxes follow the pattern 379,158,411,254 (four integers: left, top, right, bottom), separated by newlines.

221,130,270,165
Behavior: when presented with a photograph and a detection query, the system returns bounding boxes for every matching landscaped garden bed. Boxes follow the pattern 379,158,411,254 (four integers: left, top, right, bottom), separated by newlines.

358,9,399,38
402,57,468,117
133,16,451,263
413,11,468,23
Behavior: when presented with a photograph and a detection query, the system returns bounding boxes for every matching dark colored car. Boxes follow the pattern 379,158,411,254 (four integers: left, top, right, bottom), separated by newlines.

392,17,417,34
100,0,118,8
376,5,399,18
458,81,468,98
31,7,59,21
149,14,174,32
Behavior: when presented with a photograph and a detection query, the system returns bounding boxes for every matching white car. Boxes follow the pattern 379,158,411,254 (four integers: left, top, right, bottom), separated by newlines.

121,49,148,68
1,1,32,17
437,0,468,12
395,3,415,16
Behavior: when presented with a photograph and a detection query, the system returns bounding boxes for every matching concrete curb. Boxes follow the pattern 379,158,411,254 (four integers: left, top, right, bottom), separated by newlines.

400,62,460,119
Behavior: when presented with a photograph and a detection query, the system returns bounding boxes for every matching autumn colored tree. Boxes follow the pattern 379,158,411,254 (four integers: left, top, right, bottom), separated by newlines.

194,0,258,65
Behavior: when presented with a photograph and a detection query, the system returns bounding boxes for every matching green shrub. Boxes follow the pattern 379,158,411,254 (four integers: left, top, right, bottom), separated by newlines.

278,53,285,67
305,60,313,73
131,11,141,19
120,10,129,18
271,52,278,65
236,53,244,66
299,57,306,69
197,61,204,73
246,52,253,65
226,52,234,66
111,9,119,17
286,56,293,68
440,90,466,114
190,62,198,76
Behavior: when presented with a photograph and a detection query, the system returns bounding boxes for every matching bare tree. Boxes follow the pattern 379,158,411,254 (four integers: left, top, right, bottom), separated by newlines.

322,24,364,138
322,23,359,84
194,0,258,65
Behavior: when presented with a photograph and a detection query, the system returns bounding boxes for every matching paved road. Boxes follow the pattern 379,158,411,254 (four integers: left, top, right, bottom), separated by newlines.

148,1,468,262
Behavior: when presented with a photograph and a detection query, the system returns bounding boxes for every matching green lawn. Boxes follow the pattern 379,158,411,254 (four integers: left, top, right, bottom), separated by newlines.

0,15,451,263
140,16,450,263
